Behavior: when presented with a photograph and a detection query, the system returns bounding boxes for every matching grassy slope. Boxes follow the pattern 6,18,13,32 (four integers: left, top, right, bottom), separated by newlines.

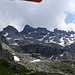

0,59,64,75
52,60,75,75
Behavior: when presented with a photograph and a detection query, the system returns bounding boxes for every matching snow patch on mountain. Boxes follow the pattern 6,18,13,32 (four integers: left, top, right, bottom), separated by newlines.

14,38,23,41
28,32,31,35
58,37,64,46
24,36,33,39
34,31,37,33
38,35,48,41
30,59,41,63
11,42,19,46
38,38,43,41
14,56,20,62
66,38,74,45
49,55,53,59
4,32,8,37
60,54,64,57
6,37,12,40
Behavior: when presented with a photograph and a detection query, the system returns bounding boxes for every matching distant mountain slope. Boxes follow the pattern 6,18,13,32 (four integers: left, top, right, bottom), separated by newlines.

1,25,75,60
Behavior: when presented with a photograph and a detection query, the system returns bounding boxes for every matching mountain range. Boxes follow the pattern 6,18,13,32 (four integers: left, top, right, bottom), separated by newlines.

0,25,75,75
1,25,75,59
3,25,75,46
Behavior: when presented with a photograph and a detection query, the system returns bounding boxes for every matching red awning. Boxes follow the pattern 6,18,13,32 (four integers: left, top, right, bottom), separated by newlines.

24,0,42,3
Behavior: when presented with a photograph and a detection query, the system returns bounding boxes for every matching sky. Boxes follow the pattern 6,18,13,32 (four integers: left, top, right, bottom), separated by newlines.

0,0,75,31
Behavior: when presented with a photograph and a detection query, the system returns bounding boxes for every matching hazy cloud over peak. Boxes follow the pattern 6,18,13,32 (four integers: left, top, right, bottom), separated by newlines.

0,0,75,31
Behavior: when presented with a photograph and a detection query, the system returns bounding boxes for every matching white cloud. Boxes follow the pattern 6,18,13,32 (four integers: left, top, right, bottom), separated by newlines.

0,0,75,31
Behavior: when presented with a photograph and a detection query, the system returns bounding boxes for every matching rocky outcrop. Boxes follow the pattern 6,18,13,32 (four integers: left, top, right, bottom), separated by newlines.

0,32,14,61
20,44,63,57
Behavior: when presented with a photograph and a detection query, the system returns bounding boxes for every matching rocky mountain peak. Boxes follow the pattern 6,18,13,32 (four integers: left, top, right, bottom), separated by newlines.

20,25,35,35
20,25,49,39
3,25,18,33
24,25,32,29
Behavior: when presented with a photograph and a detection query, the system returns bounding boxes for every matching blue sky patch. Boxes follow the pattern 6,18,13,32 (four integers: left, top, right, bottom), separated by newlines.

65,12,75,24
